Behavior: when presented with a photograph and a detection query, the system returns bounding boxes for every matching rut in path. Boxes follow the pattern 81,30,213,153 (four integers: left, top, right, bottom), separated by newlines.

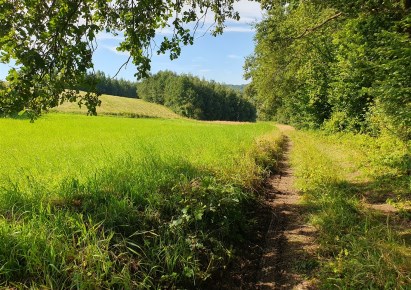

257,137,318,290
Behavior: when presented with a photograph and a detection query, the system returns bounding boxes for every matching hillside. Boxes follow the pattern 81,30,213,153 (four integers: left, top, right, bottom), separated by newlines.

136,71,255,121
227,84,246,92
52,94,181,119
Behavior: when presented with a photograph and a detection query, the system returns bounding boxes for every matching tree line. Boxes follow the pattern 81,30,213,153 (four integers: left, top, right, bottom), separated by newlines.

245,0,411,140
137,71,256,121
77,71,137,98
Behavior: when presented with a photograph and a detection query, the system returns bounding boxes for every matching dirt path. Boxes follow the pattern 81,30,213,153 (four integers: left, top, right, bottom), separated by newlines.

210,127,319,289
256,137,318,289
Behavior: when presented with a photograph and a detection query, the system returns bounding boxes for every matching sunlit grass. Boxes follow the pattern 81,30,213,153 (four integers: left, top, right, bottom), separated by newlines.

51,94,181,119
0,114,271,187
0,113,283,288
290,131,411,289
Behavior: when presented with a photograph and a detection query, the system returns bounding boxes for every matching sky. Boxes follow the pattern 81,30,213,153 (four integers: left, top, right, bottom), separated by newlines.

0,1,263,85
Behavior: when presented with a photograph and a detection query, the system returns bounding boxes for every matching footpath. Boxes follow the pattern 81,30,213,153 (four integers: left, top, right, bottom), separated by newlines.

256,133,317,289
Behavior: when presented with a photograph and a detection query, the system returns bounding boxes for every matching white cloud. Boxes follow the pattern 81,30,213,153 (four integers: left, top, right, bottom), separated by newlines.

158,23,255,36
103,45,130,56
193,0,262,25
233,0,263,23
224,26,255,33
157,0,261,36
96,32,123,41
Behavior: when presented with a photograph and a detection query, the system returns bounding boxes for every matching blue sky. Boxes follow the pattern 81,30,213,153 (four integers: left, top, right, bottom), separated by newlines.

0,1,262,85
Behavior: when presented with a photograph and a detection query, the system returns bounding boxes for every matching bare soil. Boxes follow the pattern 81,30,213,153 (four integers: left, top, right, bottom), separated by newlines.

256,138,318,290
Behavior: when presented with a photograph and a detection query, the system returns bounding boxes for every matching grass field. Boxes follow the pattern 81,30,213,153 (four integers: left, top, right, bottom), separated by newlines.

51,94,181,119
4,101,408,288
290,131,411,288
0,113,284,288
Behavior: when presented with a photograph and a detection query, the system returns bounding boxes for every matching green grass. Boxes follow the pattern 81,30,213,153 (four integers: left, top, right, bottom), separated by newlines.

51,94,181,119
290,130,411,289
0,114,284,288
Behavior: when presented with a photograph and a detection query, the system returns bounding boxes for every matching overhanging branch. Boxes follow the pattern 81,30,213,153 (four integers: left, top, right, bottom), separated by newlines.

293,12,343,39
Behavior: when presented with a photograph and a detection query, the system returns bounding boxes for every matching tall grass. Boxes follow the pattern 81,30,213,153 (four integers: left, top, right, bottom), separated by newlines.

0,114,284,288
290,131,411,289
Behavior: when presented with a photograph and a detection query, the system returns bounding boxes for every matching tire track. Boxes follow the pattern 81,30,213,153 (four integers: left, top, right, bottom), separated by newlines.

257,137,318,290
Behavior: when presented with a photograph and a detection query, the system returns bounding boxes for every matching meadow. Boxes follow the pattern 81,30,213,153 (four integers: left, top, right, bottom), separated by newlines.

2,108,409,289
290,130,411,288
0,113,284,288
51,94,181,119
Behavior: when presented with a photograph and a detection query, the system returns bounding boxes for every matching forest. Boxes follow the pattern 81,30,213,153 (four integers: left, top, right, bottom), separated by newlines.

245,0,411,140
137,71,256,121
76,71,138,98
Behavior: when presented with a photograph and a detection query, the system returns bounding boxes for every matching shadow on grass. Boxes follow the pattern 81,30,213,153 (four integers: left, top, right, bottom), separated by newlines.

0,156,264,289
300,175,411,289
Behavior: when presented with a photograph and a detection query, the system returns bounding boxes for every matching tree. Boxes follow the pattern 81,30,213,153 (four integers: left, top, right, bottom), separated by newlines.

77,71,138,98
0,0,242,118
245,1,339,127
137,71,256,121
246,0,411,139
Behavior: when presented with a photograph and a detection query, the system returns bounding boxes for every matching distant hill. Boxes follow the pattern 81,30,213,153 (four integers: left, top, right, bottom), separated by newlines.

227,84,246,92
52,94,181,119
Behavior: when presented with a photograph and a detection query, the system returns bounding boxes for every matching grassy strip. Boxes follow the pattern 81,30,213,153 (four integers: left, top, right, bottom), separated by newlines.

52,111,161,119
290,131,411,289
0,116,284,288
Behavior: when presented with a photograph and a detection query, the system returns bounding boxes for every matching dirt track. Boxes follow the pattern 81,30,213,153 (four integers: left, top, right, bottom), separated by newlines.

210,126,318,290
256,137,318,289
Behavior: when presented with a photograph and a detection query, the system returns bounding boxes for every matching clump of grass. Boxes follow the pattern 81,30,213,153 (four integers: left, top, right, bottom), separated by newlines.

0,115,284,288
290,131,411,289
251,133,286,173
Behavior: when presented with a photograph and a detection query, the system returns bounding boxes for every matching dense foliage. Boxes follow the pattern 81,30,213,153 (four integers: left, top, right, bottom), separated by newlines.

76,71,137,98
137,71,256,121
0,0,242,117
246,0,411,140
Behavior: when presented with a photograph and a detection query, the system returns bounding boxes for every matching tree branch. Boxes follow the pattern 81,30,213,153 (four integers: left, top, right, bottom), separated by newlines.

112,55,132,79
293,12,343,39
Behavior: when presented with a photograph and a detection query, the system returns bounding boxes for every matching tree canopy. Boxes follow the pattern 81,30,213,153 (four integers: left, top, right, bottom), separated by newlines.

137,71,256,121
77,71,138,98
0,0,243,118
245,0,411,140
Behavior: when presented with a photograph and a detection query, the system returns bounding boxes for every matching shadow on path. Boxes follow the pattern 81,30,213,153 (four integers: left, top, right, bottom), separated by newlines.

257,137,318,290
